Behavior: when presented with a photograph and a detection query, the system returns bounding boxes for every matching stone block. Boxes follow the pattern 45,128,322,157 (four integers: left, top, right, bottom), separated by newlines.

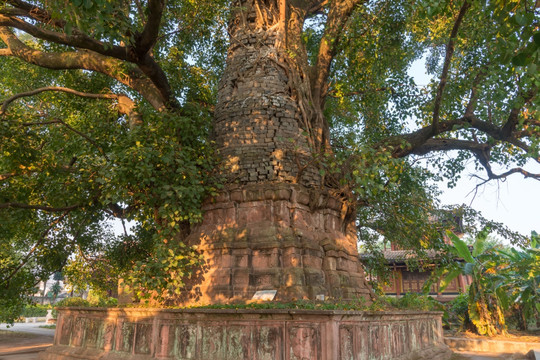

83,318,100,348
251,268,281,288
202,325,225,359
238,202,271,224
173,324,197,359
282,268,305,287
252,249,280,268
339,325,354,360
232,269,250,287
230,190,244,202
225,326,251,359
287,326,320,360
72,317,86,347
302,254,323,269
203,207,236,226
246,189,264,201
304,268,325,287
101,322,115,351
322,257,336,271
134,323,153,355
272,201,291,226
292,208,314,230
117,322,135,353
233,254,249,268
249,223,278,241
324,214,339,231
58,315,73,346
282,247,302,268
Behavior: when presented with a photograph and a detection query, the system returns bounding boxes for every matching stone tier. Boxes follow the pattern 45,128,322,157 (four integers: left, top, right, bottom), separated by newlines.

215,24,320,187
40,307,452,360
177,183,372,305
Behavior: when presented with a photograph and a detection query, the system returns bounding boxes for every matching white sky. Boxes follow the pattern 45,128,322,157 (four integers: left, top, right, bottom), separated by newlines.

437,162,540,236
409,59,539,238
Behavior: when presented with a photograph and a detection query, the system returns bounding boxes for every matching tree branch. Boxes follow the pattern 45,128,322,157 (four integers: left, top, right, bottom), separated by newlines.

480,167,540,181
0,211,70,287
133,0,165,58
0,27,166,110
0,14,130,61
432,0,470,134
52,117,110,160
0,86,128,116
5,0,66,29
0,11,178,108
0,203,81,212
311,0,364,105
500,87,537,138
409,138,491,157
307,0,329,15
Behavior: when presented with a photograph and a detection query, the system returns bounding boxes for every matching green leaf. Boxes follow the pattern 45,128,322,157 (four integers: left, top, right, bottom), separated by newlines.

473,227,489,257
463,262,474,275
439,267,461,292
448,231,474,263
512,52,530,66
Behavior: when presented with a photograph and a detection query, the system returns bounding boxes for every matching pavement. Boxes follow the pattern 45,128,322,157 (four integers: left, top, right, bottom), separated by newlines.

0,323,536,360
0,323,54,360
455,352,529,359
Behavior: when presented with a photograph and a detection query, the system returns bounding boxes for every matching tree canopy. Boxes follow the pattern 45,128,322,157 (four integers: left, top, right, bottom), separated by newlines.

0,0,538,321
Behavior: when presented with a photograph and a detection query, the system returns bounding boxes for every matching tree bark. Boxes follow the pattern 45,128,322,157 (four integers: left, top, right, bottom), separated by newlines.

176,0,372,305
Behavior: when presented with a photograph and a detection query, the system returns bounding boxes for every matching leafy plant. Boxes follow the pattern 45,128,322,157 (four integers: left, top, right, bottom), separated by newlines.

437,228,507,335
496,231,540,330
21,304,49,318
52,297,90,318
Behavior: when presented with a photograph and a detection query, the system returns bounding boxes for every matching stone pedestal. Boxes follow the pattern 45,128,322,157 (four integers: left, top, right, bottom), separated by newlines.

176,183,372,305
40,307,453,360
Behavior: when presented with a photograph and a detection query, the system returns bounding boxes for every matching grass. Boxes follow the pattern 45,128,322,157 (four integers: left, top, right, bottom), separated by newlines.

38,325,56,329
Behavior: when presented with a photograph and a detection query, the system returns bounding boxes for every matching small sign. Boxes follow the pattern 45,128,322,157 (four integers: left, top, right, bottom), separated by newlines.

316,294,325,301
252,290,277,301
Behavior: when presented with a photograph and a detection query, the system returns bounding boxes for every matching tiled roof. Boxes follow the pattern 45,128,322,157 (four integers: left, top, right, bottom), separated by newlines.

359,249,442,263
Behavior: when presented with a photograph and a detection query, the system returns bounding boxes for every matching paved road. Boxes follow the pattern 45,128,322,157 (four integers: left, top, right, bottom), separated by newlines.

455,351,530,359
0,323,55,337
0,323,54,360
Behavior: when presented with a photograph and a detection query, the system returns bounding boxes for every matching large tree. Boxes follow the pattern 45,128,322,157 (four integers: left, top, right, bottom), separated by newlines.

0,0,537,318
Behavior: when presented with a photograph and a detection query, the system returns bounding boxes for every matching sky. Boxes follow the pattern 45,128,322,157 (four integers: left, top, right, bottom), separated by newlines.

409,59,539,238
436,161,540,237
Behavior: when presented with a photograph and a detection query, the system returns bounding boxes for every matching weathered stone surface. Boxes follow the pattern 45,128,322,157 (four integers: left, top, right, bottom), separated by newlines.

176,183,372,305
40,308,452,360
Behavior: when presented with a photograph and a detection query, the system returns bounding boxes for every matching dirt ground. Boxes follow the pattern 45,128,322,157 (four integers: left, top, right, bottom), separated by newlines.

0,330,52,360
446,329,540,343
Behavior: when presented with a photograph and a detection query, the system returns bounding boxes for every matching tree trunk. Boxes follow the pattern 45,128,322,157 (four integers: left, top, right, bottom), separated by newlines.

179,0,372,304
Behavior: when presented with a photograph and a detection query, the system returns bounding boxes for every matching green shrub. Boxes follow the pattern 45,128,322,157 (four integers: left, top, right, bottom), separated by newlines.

446,293,470,329
390,293,444,312
86,290,118,307
54,297,90,308
52,297,90,318
21,304,49,317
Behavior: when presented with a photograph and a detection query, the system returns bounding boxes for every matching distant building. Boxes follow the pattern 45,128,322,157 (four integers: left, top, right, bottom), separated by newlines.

373,243,471,302
360,212,471,302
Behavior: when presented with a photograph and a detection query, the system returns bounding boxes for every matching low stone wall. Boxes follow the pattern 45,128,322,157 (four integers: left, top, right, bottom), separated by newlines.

40,308,452,360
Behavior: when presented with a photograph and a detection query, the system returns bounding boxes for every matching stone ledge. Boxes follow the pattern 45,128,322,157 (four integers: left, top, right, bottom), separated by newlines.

41,308,450,360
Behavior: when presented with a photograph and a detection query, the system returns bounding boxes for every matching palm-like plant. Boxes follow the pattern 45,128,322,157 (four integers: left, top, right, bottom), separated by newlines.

438,228,507,336
496,232,540,331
